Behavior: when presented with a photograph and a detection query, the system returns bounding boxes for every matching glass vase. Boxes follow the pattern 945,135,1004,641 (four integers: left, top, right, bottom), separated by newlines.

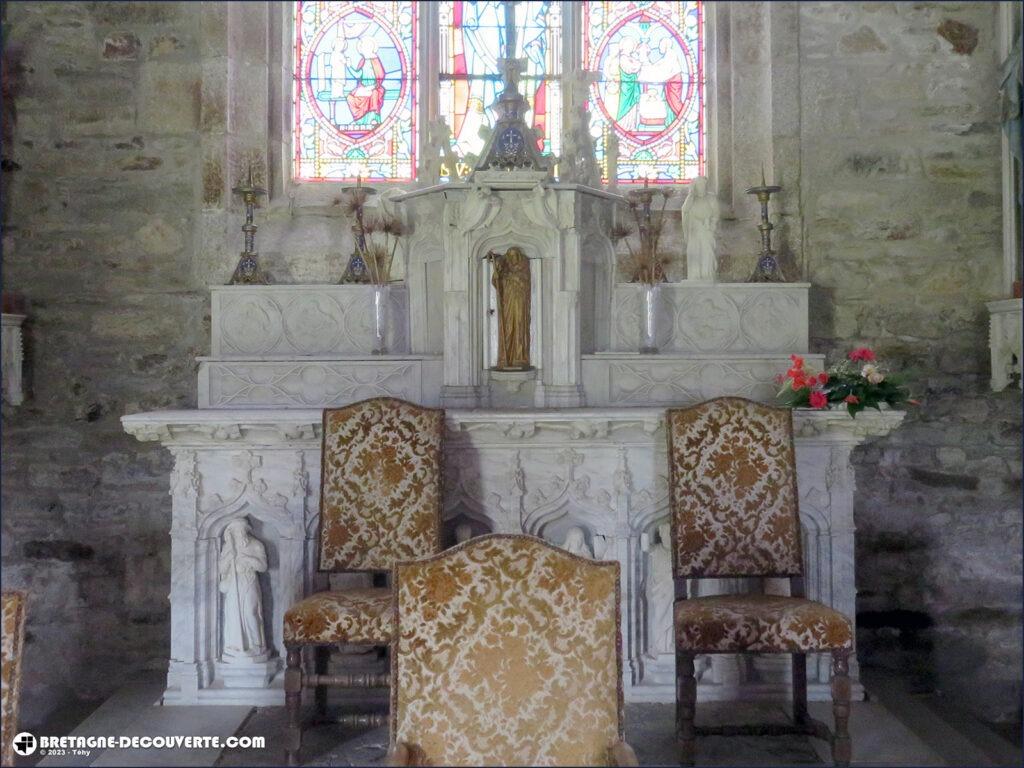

639,282,661,354
372,283,389,355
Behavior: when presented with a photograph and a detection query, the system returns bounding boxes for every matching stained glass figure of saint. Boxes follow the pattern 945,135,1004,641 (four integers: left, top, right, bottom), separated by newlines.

584,1,705,185
294,1,417,181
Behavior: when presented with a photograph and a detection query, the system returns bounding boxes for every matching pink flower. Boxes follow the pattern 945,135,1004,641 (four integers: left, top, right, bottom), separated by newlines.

844,395,859,404
849,347,876,362
789,354,805,368
818,372,829,385
774,373,786,385
809,391,828,409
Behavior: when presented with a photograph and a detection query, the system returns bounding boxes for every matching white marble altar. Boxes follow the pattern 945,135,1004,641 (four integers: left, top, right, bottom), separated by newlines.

122,95,905,706
123,406,902,705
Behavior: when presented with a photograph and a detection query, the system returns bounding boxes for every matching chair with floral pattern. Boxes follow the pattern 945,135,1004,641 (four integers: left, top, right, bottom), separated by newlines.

387,534,638,767
2,591,28,767
667,397,854,766
283,397,443,766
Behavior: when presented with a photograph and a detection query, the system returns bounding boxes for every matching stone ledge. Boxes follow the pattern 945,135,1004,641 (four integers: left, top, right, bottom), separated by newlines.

122,406,906,447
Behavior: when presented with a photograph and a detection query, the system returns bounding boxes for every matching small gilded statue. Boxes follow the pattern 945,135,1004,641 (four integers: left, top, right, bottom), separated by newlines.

219,517,269,661
487,246,532,370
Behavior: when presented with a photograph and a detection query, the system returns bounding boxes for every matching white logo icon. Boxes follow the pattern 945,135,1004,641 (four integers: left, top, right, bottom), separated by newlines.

12,732,37,756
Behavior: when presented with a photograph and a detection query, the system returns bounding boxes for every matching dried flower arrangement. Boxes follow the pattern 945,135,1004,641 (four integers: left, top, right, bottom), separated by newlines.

336,178,406,286
609,179,674,285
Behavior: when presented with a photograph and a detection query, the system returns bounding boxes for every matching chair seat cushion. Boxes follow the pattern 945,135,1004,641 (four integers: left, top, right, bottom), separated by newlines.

284,587,393,646
675,594,853,652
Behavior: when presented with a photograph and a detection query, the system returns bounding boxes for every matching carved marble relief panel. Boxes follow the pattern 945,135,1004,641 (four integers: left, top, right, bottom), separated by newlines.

611,284,810,354
211,286,409,357
199,359,442,408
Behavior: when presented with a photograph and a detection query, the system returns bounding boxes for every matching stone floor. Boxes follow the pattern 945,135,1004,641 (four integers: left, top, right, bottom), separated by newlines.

216,699,933,767
23,672,1022,767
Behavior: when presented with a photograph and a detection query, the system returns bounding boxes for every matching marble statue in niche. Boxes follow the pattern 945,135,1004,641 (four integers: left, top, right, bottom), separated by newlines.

560,525,594,558
487,246,532,370
454,522,474,544
645,522,675,657
680,176,720,282
219,517,269,661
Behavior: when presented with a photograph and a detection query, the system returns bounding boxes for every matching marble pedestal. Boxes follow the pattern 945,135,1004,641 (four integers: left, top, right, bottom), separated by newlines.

123,406,903,705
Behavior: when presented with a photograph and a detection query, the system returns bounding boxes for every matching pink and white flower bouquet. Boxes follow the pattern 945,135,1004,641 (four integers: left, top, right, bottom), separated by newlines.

776,347,918,417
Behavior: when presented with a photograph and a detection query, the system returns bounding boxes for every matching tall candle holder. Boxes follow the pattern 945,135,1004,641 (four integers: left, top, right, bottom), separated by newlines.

229,165,270,285
746,166,786,282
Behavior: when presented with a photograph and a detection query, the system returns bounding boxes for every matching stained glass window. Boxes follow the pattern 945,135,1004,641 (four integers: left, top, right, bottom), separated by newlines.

294,1,417,182
438,1,562,180
584,1,705,184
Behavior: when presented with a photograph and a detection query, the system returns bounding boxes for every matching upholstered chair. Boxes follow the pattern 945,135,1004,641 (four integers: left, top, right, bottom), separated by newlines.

666,397,854,766
2,591,28,767
387,534,638,767
283,397,443,766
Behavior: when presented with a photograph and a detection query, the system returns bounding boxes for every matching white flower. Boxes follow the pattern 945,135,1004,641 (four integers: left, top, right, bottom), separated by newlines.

861,364,885,384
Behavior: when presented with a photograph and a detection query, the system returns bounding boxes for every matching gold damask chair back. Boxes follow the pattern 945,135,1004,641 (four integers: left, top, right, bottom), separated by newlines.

283,398,444,766
388,535,637,767
2,591,28,767
668,396,803,579
318,398,443,572
667,398,854,766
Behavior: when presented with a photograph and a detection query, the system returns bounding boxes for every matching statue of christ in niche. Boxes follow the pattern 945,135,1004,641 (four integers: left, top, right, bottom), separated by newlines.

488,246,532,371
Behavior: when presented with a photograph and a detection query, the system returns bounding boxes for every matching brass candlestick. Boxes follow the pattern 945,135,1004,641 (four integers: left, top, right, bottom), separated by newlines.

340,174,378,284
229,165,270,285
746,166,785,282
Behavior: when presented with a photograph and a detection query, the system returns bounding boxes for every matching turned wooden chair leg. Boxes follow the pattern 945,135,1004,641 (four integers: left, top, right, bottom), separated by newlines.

677,650,697,766
831,648,852,766
285,648,304,767
792,652,809,727
314,646,329,716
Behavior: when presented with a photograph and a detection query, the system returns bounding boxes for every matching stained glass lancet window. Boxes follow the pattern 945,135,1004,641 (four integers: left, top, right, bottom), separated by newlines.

438,1,562,180
584,1,705,184
294,1,417,181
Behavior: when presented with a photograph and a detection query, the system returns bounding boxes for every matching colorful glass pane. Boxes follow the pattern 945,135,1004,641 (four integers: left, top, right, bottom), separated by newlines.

584,1,705,184
294,1,417,182
439,1,562,180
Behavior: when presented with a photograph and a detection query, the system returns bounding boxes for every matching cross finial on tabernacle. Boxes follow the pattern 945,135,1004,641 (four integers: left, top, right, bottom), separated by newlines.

497,56,527,92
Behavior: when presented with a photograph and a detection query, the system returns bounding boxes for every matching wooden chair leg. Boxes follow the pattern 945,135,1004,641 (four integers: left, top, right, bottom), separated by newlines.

792,652,808,727
677,650,697,766
285,648,304,767
314,646,330,716
830,648,852,766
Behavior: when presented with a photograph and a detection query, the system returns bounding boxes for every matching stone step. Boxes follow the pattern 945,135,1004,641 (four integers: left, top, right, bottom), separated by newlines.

36,674,252,768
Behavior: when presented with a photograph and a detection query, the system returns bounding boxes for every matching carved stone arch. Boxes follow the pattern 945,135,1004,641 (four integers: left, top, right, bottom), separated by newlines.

470,224,553,372
442,500,498,545
630,484,671,536
797,486,832,607
521,459,616,547
580,230,615,353
198,492,301,543
198,488,306,664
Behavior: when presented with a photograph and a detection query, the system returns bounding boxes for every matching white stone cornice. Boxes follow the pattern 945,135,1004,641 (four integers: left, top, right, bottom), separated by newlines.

124,406,905,448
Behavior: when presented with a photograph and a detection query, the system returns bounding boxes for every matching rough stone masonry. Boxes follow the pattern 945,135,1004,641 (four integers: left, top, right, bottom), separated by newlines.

0,0,1019,731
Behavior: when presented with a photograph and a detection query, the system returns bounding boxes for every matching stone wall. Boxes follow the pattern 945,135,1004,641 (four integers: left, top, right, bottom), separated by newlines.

0,0,1018,730
798,1,1022,723
1,1,205,727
